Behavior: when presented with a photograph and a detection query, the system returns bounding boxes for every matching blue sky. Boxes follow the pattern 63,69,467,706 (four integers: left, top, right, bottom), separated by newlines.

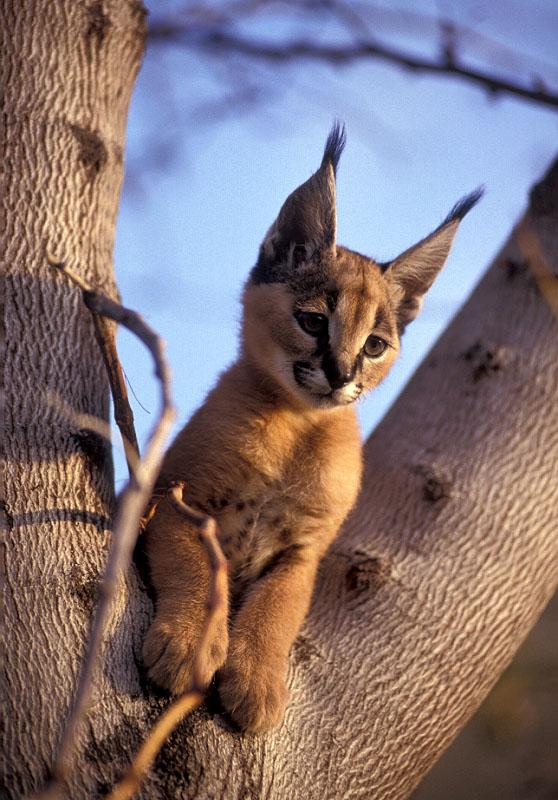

112,1,558,486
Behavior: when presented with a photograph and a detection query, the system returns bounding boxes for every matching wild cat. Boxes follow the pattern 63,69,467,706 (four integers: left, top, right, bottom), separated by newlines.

142,123,481,732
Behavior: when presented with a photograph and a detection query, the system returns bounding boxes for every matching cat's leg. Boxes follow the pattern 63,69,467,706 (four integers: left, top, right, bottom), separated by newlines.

219,545,319,732
143,498,229,694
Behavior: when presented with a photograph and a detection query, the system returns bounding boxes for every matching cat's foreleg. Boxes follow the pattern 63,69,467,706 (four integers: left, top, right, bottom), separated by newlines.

219,545,320,732
143,498,229,694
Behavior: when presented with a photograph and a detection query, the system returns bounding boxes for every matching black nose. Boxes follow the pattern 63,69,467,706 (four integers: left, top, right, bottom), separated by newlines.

328,371,353,390
322,352,355,390
324,360,354,389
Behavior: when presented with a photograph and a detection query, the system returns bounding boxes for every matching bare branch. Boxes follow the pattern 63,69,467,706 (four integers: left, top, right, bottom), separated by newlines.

107,692,204,800
91,314,140,476
46,255,141,476
149,25,558,112
35,258,176,799
107,482,228,800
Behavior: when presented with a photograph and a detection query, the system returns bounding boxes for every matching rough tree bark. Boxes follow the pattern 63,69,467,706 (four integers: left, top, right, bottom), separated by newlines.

2,2,557,799
2,1,149,797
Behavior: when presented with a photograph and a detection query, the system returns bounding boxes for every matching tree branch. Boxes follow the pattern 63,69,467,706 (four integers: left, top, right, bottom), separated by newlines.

91,314,140,477
35,259,176,799
149,25,558,112
46,255,141,476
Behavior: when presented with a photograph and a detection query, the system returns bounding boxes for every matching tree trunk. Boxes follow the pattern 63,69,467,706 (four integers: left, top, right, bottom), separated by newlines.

3,3,557,797
2,1,147,797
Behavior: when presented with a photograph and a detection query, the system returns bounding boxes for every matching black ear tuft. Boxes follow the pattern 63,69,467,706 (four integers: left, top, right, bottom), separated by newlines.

384,187,483,333
321,121,346,176
252,125,344,285
442,187,484,226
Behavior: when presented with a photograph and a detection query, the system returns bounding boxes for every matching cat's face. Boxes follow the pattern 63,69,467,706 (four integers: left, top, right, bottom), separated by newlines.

242,247,400,409
241,124,480,410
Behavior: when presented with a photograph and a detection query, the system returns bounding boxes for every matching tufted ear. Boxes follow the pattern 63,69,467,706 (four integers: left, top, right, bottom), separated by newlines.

384,189,483,333
251,122,346,284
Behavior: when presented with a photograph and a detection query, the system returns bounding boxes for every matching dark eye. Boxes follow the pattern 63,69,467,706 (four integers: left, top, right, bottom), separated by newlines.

364,335,387,358
296,312,327,336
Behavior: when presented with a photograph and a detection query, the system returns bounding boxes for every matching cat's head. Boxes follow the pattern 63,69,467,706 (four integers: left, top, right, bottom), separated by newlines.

242,123,482,410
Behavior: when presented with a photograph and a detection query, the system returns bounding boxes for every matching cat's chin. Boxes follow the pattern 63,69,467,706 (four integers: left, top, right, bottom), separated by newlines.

315,393,357,409
296,387,358,410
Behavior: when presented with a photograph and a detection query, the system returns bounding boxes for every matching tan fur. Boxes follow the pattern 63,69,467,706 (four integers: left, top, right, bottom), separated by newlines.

142,126,479,732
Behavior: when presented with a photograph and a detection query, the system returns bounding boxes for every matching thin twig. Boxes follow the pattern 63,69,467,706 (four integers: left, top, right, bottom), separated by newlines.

150,25,558,112
107,692,204,800
35,258,176,799
107,482,228,800
46,254,140,477
92,314,141,475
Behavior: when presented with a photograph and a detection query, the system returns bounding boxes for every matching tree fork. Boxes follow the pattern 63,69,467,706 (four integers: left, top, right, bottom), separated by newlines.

120,160,555,800
2,0,557,795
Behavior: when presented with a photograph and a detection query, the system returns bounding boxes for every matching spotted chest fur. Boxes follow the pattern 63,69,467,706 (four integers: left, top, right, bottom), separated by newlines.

207,484,325,584
216,495,292,571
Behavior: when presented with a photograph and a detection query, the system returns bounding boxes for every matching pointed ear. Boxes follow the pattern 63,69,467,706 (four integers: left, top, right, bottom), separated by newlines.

252,123,346,284
384,189,483,332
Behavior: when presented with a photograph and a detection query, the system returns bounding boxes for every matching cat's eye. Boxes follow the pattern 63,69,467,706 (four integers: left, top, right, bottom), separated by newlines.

296,312,327,336
364,335,387,358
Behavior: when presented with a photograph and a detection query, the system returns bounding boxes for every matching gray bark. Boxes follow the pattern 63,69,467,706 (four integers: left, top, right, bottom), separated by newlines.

2,1,148,797
2,1,557,798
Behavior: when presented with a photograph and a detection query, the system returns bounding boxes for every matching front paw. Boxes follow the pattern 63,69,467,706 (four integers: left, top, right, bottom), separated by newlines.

219,643,289,733
143,616,228,695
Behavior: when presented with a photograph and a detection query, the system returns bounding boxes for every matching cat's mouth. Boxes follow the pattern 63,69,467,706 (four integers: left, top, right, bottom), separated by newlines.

313,390,359,407
292,361,360,407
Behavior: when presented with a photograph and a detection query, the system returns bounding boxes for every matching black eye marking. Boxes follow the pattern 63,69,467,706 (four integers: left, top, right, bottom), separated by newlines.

364,335,388,358
295,311,328,336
